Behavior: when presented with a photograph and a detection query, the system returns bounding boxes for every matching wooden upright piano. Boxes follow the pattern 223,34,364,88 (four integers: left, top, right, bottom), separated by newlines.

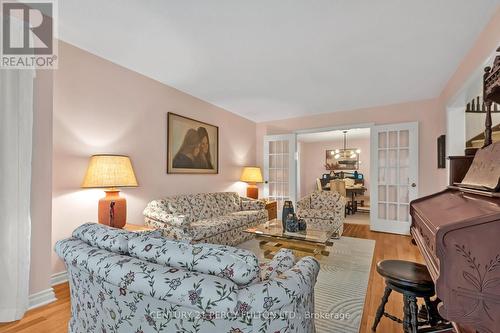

410,47,500,333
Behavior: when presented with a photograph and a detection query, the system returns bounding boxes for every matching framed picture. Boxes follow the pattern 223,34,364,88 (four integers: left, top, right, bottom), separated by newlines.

437,135,446,169
167,112,219,174
325,149,359,171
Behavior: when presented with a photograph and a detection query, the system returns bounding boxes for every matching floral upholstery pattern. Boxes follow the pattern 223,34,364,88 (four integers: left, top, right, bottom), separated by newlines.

55,226,320,333
187,193,222,219
297,191,345,238
72,223,161,254
240,197,266,211
144,192,268,246
212,192,241,215
259,248,296,280
128,235,260,285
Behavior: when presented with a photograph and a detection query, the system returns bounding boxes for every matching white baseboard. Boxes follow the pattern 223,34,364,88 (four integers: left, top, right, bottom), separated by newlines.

51,271,68,286
28,288,56,310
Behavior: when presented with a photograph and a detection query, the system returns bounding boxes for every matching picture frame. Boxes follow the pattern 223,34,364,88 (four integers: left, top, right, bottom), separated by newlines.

167,112,219,174
437,135,446,169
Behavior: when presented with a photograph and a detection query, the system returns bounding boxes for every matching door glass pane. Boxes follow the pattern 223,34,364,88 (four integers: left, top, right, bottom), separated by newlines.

399,130,409,147
378,132,387,148
388,149,397,167
399,186,409,203
378,185,386,202
399,149,409,167
378,150,386,167
389,131,398,148
399,167,409,185
388,186,397,203
378,203,386,219
269,141,276,154
387,168,397,185
378,168,386,184
399,205,409,222
388,204,398,220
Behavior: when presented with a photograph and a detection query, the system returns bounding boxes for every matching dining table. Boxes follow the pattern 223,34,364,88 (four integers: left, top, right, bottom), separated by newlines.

322,183,367,214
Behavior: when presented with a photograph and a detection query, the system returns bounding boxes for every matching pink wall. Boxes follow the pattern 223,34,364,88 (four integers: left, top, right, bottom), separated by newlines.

257,98,447,198
52,42,257,274
30,70,53,294
299,136,371,198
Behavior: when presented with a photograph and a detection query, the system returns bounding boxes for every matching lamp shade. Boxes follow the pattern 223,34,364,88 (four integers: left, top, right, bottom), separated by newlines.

240,167,263,183
81,154,138,188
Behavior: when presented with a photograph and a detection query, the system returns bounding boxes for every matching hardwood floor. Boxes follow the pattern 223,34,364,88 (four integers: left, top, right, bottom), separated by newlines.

0,223,423,333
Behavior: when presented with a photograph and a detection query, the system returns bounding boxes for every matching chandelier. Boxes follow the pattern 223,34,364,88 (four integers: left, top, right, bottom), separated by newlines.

331,130,361,164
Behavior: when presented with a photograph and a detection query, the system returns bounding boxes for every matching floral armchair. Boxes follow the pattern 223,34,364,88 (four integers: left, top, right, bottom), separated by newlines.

55,223,320,333
297,190,346,238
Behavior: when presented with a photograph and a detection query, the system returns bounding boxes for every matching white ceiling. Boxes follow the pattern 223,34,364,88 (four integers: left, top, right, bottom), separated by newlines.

59,1,500,122
298,128,370,143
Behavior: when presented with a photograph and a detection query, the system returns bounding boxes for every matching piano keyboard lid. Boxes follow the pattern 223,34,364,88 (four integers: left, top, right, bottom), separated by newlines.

412,190,500,232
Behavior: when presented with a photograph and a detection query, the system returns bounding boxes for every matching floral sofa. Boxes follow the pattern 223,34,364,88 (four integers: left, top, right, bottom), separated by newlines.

297,190,346,238
55,223,320,333
143,192,268,246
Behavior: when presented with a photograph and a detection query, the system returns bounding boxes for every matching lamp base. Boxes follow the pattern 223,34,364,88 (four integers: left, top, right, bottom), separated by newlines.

246,184,259,199
98,190,126,228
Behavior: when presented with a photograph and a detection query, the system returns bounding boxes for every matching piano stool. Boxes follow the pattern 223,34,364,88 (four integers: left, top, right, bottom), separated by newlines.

372,260,451,333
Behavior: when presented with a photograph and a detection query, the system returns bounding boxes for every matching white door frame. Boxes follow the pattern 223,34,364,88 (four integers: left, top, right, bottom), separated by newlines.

370,121,419,235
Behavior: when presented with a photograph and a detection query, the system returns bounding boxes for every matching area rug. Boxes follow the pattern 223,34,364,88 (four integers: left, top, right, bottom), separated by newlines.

238,236,375,333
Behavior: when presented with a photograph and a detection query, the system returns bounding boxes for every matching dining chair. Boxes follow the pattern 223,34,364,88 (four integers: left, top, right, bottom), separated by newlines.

316,178,323,191
330,180,354,215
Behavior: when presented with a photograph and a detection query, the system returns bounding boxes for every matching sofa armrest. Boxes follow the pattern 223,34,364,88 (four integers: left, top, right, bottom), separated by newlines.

297,196,311,210
143,200,191,228
240,197,266,211
260,248,295,280
237,256,320,313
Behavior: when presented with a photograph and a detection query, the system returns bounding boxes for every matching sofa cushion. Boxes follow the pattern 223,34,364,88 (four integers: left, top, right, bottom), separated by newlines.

187,193,221,220
310,191,343,210
213,192,241,214
165,195,195,222
128,236,260,286
189,216,241,240
72,223,138,254
230,210,267,223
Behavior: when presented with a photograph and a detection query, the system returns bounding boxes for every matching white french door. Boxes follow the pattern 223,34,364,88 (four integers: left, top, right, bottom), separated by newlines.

263,134,297,218
370,122,418,235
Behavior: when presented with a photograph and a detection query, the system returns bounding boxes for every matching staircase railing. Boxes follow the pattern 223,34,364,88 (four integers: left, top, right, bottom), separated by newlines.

465,95,500,113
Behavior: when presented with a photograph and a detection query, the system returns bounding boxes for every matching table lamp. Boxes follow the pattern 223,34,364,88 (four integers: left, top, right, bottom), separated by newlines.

81,154,138,228
240,166,263,199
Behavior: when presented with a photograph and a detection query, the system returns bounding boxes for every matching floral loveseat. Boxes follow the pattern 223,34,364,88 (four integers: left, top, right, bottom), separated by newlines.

297,191,346,238
143,192,267,246
55,223,320,333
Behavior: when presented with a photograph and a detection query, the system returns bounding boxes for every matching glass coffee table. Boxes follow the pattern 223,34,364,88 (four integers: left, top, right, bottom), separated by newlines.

244,219,336,259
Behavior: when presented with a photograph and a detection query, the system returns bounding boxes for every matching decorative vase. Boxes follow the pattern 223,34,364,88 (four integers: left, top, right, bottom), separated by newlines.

281,200,294,229
285,213,299,233
298,218,307,231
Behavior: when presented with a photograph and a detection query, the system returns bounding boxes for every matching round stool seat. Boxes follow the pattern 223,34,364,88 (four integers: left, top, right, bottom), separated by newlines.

377,260,434,290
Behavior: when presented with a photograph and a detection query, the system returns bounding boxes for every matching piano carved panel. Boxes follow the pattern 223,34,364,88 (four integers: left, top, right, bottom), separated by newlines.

411,190,500,333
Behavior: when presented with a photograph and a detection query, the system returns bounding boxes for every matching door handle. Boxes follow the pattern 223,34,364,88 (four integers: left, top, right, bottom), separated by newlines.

411,183,417,188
